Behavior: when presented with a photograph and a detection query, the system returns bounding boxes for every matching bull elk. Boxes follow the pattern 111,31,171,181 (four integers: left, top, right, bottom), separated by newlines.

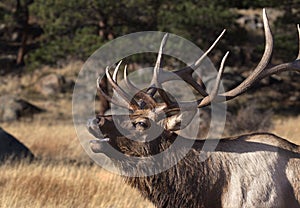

87,9,300,208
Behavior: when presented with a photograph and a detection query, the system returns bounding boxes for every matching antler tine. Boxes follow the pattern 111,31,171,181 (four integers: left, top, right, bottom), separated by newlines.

124,65,157,109
208,51,229,100
152,33,174,106
96,74,133,110
251,23,300,81
194,51,229,108
171,51,229,109
106,65,139,110
154,34,168,74
112,60,122,81
194,29,226,68
123,64,138,92
258,8,273,69
223,8,273,99
297,24,300,60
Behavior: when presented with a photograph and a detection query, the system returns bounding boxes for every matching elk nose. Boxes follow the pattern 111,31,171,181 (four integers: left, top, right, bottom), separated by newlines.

95,116,106,126
87,118,103,139
87,118,99,130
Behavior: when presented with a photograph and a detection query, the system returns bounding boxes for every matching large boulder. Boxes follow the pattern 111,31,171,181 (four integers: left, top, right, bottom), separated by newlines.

35,73,64,96
0,95,43,122
0,127,34,162
34,73,74,96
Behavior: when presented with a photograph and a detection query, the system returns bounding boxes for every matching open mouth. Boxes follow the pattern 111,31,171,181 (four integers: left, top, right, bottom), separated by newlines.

87,118,110,150
93,137,110,142
87,119,104,138
89,135,110,153
89,130,110,143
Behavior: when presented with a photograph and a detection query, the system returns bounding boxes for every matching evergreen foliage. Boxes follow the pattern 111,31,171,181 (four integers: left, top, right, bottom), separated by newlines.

0,0,299,70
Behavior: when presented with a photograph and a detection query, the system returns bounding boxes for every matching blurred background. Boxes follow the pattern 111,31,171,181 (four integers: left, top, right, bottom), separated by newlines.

0,0,299,207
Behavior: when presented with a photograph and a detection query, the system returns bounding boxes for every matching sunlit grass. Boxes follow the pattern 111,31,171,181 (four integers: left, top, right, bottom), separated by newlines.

0,160,154,208
272,116,300,145
0,122,154,208
1,112,299,207
2,122,85,161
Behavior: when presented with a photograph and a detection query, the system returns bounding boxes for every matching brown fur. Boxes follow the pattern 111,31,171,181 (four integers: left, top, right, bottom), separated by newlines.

87,116,300,208
87,10,300,206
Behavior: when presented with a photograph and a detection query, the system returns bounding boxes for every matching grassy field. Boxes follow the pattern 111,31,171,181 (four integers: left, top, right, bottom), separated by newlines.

272,116,300,145
0,121,154,208
1,36,299,207
0,114,299,208
0,160,154,208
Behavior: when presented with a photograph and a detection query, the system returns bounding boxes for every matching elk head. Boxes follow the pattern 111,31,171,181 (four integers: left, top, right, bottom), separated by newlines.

87,9,300,159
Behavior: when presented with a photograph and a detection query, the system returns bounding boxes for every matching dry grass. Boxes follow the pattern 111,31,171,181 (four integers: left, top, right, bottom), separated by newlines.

2,122,85,161
272,116,300,145
0,160,154,208
0,121,154,208
1,115,299,208
1,53,299,207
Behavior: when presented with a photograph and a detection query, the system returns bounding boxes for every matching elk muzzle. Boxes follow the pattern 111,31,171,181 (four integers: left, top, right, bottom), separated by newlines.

87,117,110,153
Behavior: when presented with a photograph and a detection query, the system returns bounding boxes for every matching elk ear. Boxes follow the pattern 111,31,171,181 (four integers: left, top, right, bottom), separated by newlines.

165,114,182,131
164,111,197,132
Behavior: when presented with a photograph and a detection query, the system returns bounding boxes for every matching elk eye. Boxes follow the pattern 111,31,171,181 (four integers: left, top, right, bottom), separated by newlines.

137,121,148,128
132,118,150,130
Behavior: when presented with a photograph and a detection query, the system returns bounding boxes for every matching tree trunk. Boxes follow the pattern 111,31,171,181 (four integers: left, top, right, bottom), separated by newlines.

98,76,109,115
15,0,30,66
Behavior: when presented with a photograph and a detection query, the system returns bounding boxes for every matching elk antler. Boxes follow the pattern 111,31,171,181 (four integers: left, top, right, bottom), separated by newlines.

97,63,157,110
97,9,300,112
97,63,139,111
149,9,300,109
146,29,227,99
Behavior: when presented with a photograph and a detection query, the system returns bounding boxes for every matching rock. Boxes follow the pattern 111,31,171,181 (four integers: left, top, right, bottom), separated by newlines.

35,73,66,96
236,14,262,31
0,127,34,162
0,95,43,122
